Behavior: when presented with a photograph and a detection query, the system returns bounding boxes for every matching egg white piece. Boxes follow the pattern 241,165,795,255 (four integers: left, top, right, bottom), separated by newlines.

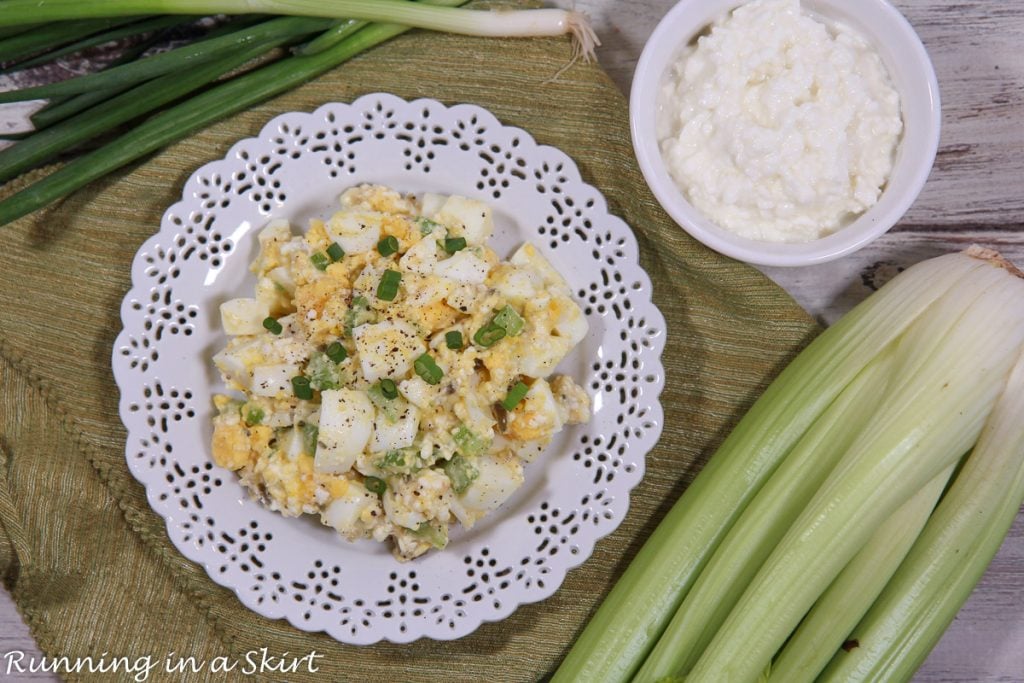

316,389,374,474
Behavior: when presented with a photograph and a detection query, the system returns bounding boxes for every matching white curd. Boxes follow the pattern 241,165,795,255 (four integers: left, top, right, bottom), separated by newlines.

656,0,903,243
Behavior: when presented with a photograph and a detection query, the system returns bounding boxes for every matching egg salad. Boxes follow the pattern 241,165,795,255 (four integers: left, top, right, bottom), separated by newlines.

210,184,591,561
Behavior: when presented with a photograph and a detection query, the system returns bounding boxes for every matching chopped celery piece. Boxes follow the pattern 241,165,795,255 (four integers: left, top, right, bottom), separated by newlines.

367,383,400,422
444,454,479,494
306,351,346,391
493,304,524,336
453,425,489,458
301,423,319,456
376,448,425,475
412,521,448,549
344,295,375,336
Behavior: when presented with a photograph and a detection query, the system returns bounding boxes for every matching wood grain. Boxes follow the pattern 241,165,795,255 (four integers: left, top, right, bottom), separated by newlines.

2,1,1023,680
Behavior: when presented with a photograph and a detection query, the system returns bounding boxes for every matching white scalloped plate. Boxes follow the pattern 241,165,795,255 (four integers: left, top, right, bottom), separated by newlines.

112,94,666,644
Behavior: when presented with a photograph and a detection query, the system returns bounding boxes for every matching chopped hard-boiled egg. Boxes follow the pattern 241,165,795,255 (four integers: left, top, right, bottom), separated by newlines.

316,388,374,474
211,184,591,561
436,195,493,245
432,250,491,284
219,298,270,336
327,211,383,255
353,320,426,382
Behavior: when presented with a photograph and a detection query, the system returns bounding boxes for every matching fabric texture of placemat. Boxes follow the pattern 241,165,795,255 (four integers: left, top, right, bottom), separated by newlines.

0,7,818,682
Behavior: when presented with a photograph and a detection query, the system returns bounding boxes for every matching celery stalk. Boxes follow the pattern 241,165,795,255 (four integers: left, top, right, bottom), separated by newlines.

819,347,1024,682
634,343,898,682
553,253,989,683
685,261,1024,683
769,463,956,682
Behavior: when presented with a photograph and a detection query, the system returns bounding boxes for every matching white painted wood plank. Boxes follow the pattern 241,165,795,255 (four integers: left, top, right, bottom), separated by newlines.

0,589,58,681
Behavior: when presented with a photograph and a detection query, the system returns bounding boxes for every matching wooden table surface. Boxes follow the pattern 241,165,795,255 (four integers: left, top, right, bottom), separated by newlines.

2,1,1022,680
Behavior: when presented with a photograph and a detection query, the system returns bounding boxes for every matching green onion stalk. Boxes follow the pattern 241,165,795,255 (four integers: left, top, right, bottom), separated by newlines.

0,0,470,227
0,17,143,64
3,15,196,73
0,23,335,183
294,19,366,55
0,16,353,105
30,33,169,130
0,0,599,61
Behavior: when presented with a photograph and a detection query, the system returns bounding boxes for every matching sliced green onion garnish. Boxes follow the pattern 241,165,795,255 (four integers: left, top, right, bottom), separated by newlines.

310,251,330,271
493,304,525,336
473,322,506,348
443,236,467,254
502,381,530,410
379,378,398,399
414,353,444,385
377,235,399,257
326,242,344,262
325,341,347,363
262,317,283,335
291,375,313,400
444,454,479,494
445,330,463,349
364,476,387,496
377,268,402,301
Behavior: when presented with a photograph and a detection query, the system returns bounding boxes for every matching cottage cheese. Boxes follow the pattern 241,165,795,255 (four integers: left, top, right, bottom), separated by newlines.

656,0,903,242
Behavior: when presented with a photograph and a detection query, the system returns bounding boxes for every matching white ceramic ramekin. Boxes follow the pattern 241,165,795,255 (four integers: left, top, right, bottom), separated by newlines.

631,0,941,267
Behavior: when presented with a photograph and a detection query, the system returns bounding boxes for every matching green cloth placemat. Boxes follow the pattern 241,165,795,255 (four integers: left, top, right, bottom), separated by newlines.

0,16,817,683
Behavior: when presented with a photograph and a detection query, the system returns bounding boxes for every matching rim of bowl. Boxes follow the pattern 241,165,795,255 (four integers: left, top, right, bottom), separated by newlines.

630,0,942,267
